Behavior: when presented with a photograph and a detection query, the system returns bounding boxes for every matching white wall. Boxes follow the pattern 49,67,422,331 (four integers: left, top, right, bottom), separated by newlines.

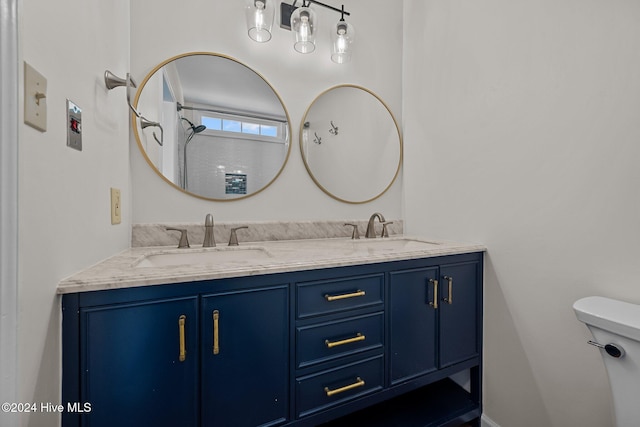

130,0,404,223
17,1,131,426
403,1,640,426
21,1,637,425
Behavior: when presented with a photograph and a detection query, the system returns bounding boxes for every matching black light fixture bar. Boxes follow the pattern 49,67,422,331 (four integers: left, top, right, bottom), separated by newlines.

280,0,350,30
304,0,350,16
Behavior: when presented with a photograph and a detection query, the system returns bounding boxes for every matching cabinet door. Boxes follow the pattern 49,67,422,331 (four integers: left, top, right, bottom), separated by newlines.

389,267,439,385
439,261,480,367
80,297,198,427
201,286,288,427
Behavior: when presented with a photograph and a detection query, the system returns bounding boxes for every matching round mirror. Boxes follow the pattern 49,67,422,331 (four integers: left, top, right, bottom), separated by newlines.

300,85,402,203
133,52,291,201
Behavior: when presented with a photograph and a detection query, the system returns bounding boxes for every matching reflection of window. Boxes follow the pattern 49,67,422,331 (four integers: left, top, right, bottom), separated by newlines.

201,117,221,130
197,111,286,142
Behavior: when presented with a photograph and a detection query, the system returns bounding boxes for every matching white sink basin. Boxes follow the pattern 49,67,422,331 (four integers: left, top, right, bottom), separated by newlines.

134,247,271,268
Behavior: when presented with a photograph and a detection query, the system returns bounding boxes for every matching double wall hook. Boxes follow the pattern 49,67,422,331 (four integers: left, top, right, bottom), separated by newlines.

104,70,163,146
329,120,339,135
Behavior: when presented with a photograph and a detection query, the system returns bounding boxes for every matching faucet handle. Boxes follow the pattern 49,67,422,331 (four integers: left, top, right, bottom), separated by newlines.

228,226,249,246
203,213,215,248
381,221,394,238
344,223,360,240
166,228,190,248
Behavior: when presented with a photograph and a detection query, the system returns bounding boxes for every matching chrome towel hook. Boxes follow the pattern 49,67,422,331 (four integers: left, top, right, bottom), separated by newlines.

104,70,163,146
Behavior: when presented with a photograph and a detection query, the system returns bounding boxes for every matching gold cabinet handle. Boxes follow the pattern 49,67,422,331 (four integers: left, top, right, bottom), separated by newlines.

324,290,366,302
325,333,365,348
324,377,365,397
213,310,220,355
428,279,438,309
443,275,453,304
178,315,186,362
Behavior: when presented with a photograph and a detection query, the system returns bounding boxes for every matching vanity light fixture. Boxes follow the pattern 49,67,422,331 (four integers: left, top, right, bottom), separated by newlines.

330,5,354,64
245,0,275,43
291,3,317,53
248,0,354,63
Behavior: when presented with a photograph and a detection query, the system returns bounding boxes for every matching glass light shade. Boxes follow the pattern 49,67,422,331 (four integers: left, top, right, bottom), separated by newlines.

245,0,274,43
331,20,355,64
291,7,316,54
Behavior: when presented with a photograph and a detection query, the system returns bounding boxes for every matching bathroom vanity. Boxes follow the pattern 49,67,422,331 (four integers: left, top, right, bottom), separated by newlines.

59,236,484,427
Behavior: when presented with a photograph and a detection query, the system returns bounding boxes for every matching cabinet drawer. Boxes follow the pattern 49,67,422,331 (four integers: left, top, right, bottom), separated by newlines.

297,312,384,368
297,274,384,319
296,355,384,418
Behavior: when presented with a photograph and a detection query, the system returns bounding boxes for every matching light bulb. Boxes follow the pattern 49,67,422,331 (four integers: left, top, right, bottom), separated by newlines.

246,0,274,43
292,7,316,54
331,20,354,64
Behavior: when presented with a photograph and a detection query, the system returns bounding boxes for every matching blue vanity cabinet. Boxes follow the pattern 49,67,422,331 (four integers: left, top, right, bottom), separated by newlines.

62,281,288,427
389,258,481,385
76,296,199,427
200,286,289,427
62,251,483,427
389,267,439,384
294,274,386,419
438,260,481,368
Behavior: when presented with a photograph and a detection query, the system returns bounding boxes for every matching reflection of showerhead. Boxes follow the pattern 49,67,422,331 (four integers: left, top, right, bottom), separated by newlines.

181,117,206,134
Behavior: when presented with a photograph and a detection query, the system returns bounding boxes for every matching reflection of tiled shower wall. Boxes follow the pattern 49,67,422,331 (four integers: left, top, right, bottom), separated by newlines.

185,135,286,198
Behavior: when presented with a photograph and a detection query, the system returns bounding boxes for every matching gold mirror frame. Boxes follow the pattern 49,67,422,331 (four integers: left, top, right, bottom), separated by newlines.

300,84,403,204
132,52,292,202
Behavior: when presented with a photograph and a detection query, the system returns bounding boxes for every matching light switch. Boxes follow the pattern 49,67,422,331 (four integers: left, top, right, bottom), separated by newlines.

24,62,47,132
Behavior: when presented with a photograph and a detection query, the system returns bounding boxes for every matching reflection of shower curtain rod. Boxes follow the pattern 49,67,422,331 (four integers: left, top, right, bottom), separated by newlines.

176,103,288,124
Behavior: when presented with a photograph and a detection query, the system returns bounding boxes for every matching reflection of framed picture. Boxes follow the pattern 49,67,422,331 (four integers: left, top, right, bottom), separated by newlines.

225,173,247,195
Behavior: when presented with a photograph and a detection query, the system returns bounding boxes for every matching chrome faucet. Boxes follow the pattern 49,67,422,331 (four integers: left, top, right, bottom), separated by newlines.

203,213,215,247
365,212,386,238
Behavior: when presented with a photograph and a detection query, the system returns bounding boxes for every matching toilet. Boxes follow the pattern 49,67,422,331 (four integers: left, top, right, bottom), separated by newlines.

574,296,640,427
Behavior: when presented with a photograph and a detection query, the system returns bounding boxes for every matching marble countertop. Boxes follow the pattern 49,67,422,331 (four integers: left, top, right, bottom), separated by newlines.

57,236,486,294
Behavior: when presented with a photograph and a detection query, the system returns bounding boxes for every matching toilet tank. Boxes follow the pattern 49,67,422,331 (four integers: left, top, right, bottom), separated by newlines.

573,296,640,342
574,296,640,427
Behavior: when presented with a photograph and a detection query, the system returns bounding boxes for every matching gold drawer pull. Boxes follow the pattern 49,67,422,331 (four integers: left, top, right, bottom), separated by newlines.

443,275,453,304
178,315,186,362
213,310,220,355
325,333,365,348
428,279,438,309
324,377,365,397
324,290,366,302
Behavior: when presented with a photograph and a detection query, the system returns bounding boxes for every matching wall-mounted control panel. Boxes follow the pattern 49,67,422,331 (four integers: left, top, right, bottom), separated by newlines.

66,99,82,151
24,62,47,132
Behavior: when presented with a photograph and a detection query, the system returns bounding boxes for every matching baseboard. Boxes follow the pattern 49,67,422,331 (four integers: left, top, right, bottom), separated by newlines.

481,414,501,427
